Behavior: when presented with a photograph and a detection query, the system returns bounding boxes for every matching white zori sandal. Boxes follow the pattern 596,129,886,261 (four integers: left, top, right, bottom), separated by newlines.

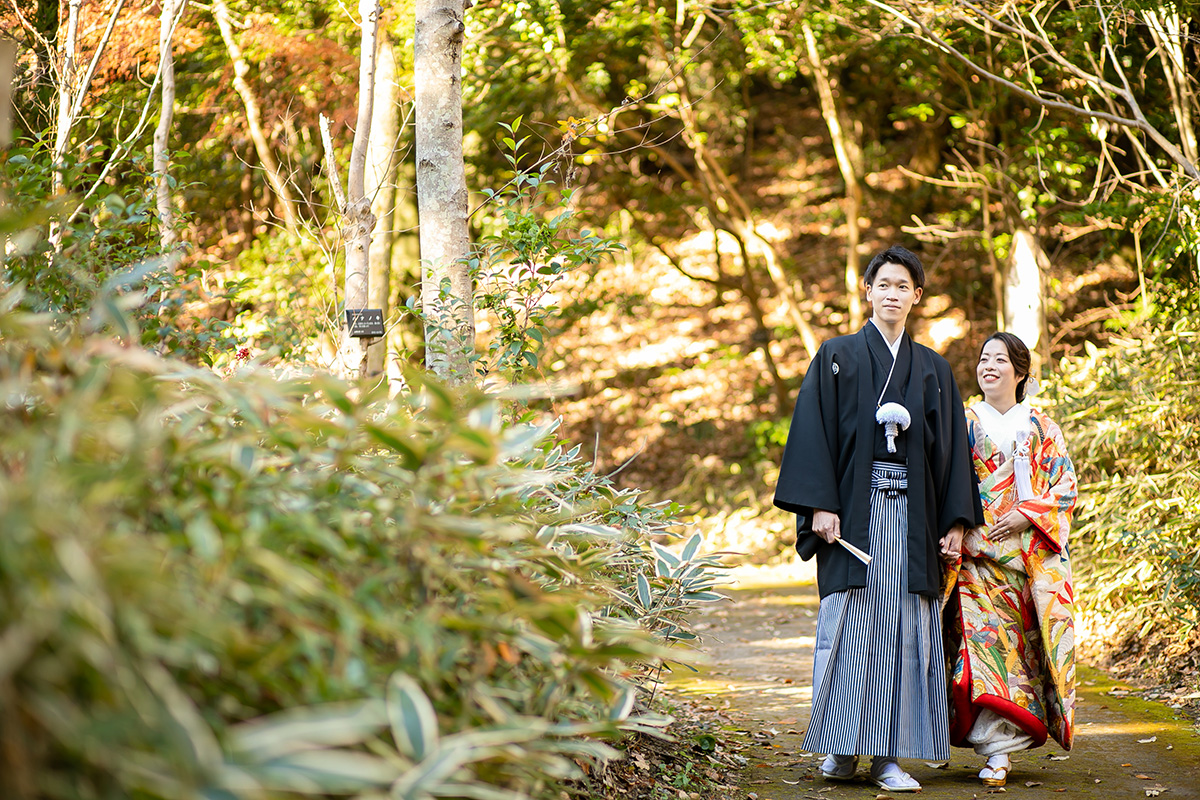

979,754,1011,787
819,753,858,780
870,758,922,792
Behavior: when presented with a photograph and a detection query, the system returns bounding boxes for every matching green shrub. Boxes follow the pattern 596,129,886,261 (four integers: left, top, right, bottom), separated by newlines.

0,293,724,799
1051,291,1200,653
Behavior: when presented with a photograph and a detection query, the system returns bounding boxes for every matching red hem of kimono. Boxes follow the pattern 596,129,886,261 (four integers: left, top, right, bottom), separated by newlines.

950,681,1049,749
948,592,1049,750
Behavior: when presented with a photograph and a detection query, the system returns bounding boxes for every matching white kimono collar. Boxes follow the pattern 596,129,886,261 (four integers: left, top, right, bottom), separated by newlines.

972,400,1031,457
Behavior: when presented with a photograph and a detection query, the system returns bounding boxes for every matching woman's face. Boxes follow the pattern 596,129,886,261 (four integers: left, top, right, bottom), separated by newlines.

977,338,1022,405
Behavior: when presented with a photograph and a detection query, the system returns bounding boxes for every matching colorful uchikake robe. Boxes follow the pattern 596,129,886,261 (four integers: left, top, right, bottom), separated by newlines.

944,406,1078,751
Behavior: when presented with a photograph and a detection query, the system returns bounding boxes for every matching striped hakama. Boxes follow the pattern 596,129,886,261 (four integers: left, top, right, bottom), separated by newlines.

802,462,951,761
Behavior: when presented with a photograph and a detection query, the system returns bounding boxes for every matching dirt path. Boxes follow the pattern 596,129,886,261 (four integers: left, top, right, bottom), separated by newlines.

669,561,1200,799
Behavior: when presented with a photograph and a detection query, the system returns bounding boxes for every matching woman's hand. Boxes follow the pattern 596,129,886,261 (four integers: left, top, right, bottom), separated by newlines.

990,509,1032,539
812,509,841,544
940,523,964,559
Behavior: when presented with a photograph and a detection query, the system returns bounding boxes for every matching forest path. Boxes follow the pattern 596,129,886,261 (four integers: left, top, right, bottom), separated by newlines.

668,561,1200,800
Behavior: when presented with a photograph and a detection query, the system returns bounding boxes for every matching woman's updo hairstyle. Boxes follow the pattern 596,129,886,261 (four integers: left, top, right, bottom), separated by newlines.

981,332,1033,402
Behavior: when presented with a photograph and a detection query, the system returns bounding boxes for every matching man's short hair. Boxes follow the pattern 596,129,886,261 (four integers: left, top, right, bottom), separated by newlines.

864,245,926,290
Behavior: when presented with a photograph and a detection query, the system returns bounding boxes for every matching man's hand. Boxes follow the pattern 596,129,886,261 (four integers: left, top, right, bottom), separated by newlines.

939,523,964,559
812,509,841,544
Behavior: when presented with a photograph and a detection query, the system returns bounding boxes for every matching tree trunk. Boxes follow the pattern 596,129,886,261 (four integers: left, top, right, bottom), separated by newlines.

365,34,401,380
802,20,864,330
154,0,183,250
213,0,299,235
0,37,13,276
1004,226,1047,371
0,37,15,149
46,0,81,250
415,0,474,383
332,0,382,380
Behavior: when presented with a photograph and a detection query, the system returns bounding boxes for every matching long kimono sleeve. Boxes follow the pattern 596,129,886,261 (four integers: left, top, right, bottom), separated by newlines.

774,344,842,559
935,365,986,536
1015,415,1077,553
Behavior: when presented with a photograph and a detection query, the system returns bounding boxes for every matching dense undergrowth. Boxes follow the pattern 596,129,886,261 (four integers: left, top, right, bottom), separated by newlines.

1051,291,1200,683
0,290,728,799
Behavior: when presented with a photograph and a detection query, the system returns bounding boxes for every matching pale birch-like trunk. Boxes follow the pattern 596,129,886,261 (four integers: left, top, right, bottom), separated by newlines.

213,0,299,235
415,0,474,382
0,37,15,149
802,21,864,330
1,37,13,276
1004,227,1047,369
154,0,184,250
52,0,82,187
47,0,82,250
365,35,401,380
331,0,382,379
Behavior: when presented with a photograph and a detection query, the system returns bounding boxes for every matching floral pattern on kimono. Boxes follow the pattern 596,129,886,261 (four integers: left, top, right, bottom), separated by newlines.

943,407,1078,751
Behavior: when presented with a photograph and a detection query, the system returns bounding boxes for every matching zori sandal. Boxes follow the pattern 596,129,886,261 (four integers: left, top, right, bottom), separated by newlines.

819,753,858,781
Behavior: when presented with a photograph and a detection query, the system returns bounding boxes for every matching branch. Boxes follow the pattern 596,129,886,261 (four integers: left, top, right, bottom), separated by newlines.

865,0,1200,180
319,114,347,213
68,0,128,125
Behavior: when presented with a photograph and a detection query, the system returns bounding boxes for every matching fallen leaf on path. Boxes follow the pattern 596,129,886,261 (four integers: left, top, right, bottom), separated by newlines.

1145,788,1168,797
1123,764,1134,767
786,729,804,735
782,779,800,785
1049,754,1070,761
924,761,948,769
1167,745,1174,750
1054,789,1067,792
777,718,799,725
1138,736,1158,743
1136,774,1153,780
1025,782,1044,787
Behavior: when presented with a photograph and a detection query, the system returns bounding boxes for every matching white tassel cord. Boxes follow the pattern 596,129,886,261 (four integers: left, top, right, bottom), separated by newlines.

1013,430,1035,501
876,402,911,454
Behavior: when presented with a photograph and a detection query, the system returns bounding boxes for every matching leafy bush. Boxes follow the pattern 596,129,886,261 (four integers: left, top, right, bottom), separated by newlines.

1051,291,1200,657
0,291,725,799
1,142,235,363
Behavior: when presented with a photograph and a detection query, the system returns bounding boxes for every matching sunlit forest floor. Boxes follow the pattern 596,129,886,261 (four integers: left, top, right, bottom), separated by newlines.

639,562,1200,800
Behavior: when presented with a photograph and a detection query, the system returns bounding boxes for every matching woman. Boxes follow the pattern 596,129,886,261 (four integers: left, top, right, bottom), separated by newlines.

944,332,1077,787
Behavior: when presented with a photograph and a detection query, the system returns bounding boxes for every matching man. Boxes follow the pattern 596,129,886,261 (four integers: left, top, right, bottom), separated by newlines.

774,245,982,792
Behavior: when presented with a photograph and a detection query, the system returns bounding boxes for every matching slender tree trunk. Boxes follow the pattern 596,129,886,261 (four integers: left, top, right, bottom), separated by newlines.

213,0,299,235
154,0,184,250
332,0,382,379
0,37,12,277
46,0,81,250
0,37,15,149
415,0,474,383
52,0,81,188
730,229,790,412
388,170,421,388
802,20,863,330
365,34,401,380
1004,226,1047,371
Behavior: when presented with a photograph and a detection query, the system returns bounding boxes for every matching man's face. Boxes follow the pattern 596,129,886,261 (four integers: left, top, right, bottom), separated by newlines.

865,262,922,326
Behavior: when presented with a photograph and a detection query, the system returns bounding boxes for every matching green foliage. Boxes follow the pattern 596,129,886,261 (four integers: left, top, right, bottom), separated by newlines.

1,143,235,364
473,122,625,382
1052,290,1200,649
0,283,724,798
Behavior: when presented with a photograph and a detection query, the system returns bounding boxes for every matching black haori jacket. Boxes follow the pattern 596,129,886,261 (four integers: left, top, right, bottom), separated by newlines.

773,324,983,599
